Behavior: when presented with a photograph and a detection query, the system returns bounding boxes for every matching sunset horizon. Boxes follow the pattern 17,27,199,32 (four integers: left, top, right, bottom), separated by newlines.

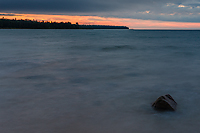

1,12,200,29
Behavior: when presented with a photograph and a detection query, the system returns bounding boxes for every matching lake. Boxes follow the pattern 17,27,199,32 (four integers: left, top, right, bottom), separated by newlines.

0,29,200,133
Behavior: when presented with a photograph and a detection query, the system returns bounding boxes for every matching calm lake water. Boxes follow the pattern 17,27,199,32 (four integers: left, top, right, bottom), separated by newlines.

0,29,200,133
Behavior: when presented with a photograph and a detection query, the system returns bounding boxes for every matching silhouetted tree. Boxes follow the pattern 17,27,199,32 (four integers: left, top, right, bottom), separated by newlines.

0,18,129,29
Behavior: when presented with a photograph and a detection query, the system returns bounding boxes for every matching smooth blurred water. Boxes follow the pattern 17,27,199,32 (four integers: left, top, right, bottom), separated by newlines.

1,29,200,133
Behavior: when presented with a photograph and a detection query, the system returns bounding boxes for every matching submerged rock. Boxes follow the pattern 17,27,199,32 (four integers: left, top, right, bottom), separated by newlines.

152,94,177,111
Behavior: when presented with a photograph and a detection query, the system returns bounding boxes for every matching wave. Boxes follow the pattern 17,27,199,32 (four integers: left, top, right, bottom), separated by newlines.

101,45,135,51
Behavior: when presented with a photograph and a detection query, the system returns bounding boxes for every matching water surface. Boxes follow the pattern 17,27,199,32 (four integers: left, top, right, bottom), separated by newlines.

0,29,200,133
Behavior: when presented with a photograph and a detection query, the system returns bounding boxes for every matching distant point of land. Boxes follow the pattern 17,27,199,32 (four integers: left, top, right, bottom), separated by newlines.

0,18,129,29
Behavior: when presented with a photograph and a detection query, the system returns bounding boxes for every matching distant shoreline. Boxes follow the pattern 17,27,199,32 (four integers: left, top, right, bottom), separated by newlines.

0,18,129,29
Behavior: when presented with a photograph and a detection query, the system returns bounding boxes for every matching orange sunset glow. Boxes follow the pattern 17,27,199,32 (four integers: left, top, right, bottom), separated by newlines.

1,12,200,29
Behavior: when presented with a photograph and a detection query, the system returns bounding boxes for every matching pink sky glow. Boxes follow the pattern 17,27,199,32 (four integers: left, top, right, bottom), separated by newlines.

1,12,200,29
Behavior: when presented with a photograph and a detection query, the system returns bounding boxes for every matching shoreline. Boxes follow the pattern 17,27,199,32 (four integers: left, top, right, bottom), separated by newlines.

0,18,129,29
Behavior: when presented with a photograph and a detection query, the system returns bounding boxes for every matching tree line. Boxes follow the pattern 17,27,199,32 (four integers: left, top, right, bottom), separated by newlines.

0,18,129,29
0,18,79,29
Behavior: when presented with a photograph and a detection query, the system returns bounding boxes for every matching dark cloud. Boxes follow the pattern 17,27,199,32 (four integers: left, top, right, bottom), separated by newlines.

0,0,116,13
0,13,17,16
1,0,200,22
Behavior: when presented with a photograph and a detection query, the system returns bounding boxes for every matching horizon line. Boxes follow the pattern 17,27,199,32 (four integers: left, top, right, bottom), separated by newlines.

1,12,200,29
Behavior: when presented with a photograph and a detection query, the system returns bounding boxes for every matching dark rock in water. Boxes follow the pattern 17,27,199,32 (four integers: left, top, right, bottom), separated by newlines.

152,94,177,111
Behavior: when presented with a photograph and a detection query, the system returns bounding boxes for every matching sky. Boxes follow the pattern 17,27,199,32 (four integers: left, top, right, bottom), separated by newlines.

1,0,200,29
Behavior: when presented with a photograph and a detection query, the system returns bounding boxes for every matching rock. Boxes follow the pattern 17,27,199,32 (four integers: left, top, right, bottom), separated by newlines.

152,94,177,111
